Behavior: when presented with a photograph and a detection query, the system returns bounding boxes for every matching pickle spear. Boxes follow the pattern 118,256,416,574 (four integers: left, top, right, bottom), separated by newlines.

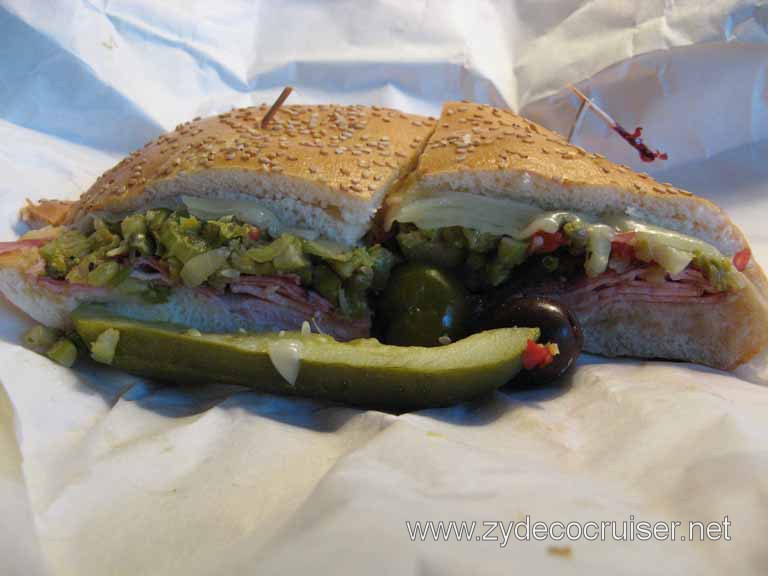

71,305,538,410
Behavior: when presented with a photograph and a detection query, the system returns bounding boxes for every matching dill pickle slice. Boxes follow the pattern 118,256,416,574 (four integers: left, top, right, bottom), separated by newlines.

71,305,538,410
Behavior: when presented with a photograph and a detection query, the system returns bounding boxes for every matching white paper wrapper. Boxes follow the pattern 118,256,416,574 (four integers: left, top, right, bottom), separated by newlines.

1,1,768,574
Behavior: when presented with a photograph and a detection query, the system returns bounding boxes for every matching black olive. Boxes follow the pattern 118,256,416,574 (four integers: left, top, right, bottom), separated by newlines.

471,296,583,386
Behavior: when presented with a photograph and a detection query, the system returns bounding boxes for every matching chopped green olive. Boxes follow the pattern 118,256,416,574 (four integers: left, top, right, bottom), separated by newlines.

120,214,147,238
145,209,170,233
542,255,559,272
396,227,466,268
23,325,60,352
369,245,400,291
486,237,527,286
158,218,210,263
45,338,77,367
463,228,497,253
87,261,122,287
311,264,342,306
39,230,91,279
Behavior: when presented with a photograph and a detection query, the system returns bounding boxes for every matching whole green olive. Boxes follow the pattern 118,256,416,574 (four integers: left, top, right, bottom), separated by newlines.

376,263,468,347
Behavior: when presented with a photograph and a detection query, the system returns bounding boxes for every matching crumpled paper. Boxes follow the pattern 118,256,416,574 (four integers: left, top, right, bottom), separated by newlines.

1,1,768,574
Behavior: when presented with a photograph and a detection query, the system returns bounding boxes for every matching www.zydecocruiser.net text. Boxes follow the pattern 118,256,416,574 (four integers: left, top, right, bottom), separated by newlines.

406,516,731,547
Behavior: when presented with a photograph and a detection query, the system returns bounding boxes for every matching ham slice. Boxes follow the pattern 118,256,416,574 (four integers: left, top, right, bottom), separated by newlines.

538,264,731,311
228,274,367,340
231,274,334,315
36,275,107,296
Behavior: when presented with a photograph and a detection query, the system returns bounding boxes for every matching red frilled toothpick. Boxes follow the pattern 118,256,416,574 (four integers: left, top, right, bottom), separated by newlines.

567,84,668,163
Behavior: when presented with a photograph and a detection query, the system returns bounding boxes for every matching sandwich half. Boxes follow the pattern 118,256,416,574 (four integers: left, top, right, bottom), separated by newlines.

385,102,768,369
1,104,435,340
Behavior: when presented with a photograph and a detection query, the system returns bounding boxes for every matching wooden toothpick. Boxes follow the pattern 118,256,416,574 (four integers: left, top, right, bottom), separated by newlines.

261,87,294,129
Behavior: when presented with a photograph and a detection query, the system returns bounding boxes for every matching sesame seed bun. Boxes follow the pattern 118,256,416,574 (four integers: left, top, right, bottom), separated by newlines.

38,104,436,245
391,101,747,255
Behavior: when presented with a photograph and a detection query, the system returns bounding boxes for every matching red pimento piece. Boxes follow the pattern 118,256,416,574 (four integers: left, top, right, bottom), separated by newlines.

248,227,262,241
522,339,555,370
611,241,635,262
529,231,567,254
733,248,751,272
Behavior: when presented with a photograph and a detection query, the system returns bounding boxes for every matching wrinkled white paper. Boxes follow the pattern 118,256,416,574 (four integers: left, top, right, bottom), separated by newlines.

1,1,768,574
